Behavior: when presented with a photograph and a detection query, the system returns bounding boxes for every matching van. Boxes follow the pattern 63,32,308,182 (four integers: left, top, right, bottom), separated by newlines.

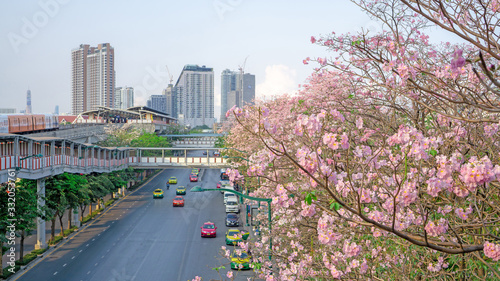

225,197,239,213
224,192,236,204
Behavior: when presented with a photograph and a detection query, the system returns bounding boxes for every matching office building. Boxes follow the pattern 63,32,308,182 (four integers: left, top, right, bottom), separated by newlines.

115,87,134,109
175,65,215,127
54,105,59,115
220,69,255,121
72,43,115,114
26,89,32,114
147,95,167,113
163,84,177,117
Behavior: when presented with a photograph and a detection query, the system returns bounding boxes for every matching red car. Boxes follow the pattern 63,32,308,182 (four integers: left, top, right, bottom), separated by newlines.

189,174,198,182
201,222,217,237
173,196,185,207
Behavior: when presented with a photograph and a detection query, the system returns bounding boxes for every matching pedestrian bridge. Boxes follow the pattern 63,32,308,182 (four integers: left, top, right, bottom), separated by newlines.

0,134,229,182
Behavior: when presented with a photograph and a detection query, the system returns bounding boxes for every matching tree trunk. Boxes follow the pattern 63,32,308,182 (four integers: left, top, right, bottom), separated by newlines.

58,213,65,237
51,215,56,242
68,208,72,229
20,230,25,263
89,203,92,215
80,204,87,222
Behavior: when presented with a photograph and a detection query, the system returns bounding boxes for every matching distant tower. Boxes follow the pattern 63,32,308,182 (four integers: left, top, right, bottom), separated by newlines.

54,105,59,115
26,89,32,114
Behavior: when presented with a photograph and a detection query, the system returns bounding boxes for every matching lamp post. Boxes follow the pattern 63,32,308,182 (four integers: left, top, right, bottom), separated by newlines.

222,155,261,227
190,186,272,263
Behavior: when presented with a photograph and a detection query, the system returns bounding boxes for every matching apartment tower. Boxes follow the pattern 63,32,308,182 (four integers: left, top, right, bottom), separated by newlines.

71,43,115,114
175,65,215,127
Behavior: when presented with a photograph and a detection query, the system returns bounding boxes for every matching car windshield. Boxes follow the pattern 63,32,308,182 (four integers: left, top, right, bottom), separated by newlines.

225,193,235,197
203,224,214,229
233,252,248,259
227,201,237,205
227,214,237,219
154,189,162,192
229,230,240,235
175,197,183,200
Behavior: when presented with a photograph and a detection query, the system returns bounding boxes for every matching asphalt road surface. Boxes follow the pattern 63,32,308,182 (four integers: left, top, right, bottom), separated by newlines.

14,168,256,281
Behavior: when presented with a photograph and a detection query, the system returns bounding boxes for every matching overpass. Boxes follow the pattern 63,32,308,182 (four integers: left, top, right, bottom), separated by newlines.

0,134,229,183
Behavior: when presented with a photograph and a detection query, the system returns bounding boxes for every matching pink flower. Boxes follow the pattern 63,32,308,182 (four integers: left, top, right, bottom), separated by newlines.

450,49,465,72
311,36,317,44
425,218,448,237
484,241,500,261
226,271,233,278
343,241,361,258
300,201,316,217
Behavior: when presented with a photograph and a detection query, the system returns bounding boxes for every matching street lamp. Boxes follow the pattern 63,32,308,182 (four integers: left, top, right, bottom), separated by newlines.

190,186,273,263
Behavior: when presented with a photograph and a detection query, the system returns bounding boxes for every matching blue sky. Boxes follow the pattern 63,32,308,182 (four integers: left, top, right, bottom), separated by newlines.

0,0,457,119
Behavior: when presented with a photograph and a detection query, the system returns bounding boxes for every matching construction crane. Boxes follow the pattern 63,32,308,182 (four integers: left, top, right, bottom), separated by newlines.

238,56,249,107
165,65,173,84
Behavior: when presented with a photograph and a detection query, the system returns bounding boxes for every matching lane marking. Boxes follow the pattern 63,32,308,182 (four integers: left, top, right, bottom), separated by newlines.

63,263,67,267
71,256,75,259
53,272,58,275
87,271,91,275
79,250,82,253
12,171,164,281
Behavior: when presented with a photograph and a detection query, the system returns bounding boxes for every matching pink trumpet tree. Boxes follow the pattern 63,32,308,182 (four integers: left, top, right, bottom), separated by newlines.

221,0,500,280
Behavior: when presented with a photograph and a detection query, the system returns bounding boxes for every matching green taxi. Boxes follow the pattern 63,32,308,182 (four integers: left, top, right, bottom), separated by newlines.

225,229,242,245
176,186,186,195
169,176,177,184
230,250,251,270
153,188,164,199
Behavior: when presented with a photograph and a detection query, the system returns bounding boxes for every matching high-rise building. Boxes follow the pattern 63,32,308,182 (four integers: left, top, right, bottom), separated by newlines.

220,69,255,121
54,105,59,115
147,95,167,113
72,43,115,114
175,65,215,127
115,87,134,109
26,89,32,114
163,84,177,117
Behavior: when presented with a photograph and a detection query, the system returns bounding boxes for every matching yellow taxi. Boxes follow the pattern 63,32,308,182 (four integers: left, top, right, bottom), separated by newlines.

153,188,164,199
225,229,242,245
191,168,200,176
230,249,251,270
169,176,177,184
176,186,186,195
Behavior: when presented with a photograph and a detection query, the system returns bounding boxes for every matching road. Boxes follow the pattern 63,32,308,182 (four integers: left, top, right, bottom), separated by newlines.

14,168,256,281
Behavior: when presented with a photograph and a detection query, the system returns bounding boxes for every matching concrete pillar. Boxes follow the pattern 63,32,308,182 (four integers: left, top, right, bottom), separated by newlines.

28,140,33,169
35,178,47,250
73,208,81,228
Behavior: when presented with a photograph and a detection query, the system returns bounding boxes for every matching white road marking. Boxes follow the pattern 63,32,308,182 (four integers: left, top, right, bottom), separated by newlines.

71,256,75,259
101,255,105,259
79,250,83,253
63,263,67,267
53,272,58,275
95,263,98,266
86,244,89,247
92,239,95,241
87,271,91,275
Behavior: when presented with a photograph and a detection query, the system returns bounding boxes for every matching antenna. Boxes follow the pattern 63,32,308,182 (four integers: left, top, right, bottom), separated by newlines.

165,65,173,84
238,56,249,75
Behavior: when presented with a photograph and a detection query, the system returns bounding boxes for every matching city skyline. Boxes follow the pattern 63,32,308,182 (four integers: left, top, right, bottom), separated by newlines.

0,1,460,118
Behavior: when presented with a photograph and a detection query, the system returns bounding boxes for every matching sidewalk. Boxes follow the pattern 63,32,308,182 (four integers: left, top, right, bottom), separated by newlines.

1,193,114,270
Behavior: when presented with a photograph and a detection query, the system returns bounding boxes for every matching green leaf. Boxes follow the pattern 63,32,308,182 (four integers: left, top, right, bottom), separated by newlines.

348,93,354,99
305,194,311,205
429,149,437,156
330,202,341,210
298,99,305,105
268,162,274,167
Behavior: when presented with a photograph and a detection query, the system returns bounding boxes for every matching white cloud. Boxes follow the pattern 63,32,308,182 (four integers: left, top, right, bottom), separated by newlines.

256,65,298,100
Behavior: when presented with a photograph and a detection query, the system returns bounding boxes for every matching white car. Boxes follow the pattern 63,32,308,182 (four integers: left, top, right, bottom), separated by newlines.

224,192,236,204
225,198,239,213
